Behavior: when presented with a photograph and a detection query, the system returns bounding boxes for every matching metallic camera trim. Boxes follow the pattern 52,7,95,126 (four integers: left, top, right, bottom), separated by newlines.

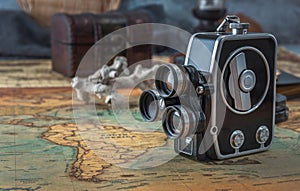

155,64,187,98
178,137,194,156
256,125,270,144
220,46,270,115
239,69,256,92
184,33,199,67
230,130,245,149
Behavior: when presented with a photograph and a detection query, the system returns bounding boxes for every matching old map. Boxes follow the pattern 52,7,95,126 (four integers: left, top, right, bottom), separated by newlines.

0,55,299,191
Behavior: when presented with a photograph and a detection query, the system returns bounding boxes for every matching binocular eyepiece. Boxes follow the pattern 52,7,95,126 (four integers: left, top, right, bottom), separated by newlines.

139,63,206,139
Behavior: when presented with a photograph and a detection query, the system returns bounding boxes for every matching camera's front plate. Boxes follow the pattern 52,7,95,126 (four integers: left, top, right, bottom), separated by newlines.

208,33,277,159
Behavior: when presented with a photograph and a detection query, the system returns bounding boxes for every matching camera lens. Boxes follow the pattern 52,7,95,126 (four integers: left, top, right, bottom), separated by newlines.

155,64,187,98
168,110,183,135
139,90,181,122
165,70,174,93
139,90,161,122
162,106,196,139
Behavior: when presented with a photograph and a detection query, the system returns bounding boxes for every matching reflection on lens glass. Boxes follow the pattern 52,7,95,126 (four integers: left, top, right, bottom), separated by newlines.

155,65,177,98
170,111,182,134
139,90,159,122
165,71,174,92
162,106,187,139
147,100,157,119
166,110,182,137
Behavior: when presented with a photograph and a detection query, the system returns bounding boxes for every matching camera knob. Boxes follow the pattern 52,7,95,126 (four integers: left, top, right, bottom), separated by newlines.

256,126,270,144
230,130,245,149
239,70,256,93
229,23,249,35
228,52,252,111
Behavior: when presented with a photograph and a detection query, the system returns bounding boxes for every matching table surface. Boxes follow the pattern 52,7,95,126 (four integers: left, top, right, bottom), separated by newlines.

0,48,299,191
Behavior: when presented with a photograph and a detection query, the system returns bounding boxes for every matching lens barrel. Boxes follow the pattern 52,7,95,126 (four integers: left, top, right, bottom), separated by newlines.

139,90,179,122
155,64,188,98
162,106,197,139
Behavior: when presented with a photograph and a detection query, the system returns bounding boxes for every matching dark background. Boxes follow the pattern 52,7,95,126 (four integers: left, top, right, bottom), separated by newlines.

0,0,300,59
1,0,299,44
119,0,300,44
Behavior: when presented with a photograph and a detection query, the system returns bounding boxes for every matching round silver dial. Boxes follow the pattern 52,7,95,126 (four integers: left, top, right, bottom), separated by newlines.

256,126,270,144
230,130,245,149
239,69,256,92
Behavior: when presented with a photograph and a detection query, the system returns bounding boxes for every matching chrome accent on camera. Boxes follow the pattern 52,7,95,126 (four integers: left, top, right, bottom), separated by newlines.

239,69,256,93
230,23,249,35
220,46,270,115
256,126,270,144
162,106,197,140
178,137,194,156
196,85,205,95
217,15,240,33
230,130,245,149
139,90,163,122
228,52,252,111
155,64,187,98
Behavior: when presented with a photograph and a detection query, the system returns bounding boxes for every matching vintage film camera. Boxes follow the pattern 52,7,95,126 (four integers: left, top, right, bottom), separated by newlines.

139,15,278,160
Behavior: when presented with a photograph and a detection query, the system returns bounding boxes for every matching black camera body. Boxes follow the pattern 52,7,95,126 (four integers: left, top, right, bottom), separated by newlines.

139,16,277,160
